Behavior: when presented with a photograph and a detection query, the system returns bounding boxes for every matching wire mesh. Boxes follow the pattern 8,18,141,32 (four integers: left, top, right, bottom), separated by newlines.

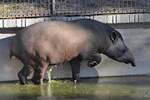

0,0,150,18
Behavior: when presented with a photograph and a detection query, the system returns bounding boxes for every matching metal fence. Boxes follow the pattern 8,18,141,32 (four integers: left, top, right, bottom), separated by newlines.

0,0,150,19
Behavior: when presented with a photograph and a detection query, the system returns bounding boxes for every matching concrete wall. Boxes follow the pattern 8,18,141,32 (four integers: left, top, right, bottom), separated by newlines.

1,14,150,28
0,15,150,81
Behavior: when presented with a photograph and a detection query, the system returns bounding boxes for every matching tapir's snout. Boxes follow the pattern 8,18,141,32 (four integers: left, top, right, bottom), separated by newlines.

124,56,136,67
116,48,136,67
130,60,136,67
125,48,136,67
130,56,136,67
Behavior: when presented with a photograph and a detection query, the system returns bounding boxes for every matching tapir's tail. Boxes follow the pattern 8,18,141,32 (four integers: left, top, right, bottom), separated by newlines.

9,37,15,59
9,44,14,59
9,49,13,59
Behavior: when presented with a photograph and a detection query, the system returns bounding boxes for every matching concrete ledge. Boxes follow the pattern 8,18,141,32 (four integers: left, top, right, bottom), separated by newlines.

94,14,150,24
0,17,82,28
1,14,150,28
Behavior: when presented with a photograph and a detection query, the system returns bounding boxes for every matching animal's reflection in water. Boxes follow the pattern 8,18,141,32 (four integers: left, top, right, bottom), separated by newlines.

40,84,52,96
40,82,78,97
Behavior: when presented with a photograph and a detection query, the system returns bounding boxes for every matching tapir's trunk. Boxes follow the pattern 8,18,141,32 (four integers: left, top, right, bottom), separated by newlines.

117,48,136,67
124,48,136,67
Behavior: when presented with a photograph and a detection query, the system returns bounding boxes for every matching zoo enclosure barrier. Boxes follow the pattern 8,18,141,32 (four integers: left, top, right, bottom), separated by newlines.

0,0,150,19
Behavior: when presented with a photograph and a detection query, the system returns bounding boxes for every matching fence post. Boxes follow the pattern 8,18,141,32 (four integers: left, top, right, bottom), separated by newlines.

51,0,56,15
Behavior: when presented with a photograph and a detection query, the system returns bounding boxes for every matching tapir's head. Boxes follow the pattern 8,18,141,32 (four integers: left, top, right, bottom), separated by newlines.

102,30,136,67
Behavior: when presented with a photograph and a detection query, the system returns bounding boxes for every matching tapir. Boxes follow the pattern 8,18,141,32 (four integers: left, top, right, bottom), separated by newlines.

10,19,136,85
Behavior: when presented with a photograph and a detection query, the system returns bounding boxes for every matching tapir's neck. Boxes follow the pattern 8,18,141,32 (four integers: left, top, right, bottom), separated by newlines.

95,34,110,54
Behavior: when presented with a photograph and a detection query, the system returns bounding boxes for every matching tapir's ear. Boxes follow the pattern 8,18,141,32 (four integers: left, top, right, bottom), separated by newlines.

110,31,117,43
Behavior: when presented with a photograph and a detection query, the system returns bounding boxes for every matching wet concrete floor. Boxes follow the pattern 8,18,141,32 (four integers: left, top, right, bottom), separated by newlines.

0,76,150,100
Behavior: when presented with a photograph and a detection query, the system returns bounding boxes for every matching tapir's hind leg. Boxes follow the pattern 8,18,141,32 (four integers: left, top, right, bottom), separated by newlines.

70,56,82,83
18,65,33,85
18,58,37,85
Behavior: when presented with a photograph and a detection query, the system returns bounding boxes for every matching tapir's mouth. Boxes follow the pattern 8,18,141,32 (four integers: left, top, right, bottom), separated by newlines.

131,61,136,67
116,48,136,67
124,61,136,67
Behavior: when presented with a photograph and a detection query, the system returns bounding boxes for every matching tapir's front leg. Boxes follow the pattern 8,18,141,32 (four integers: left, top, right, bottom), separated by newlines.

32,61,48,85
88,54,102,67
70,56,82,83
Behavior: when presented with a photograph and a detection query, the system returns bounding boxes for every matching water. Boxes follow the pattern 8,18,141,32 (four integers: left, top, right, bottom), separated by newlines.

0,76,150,100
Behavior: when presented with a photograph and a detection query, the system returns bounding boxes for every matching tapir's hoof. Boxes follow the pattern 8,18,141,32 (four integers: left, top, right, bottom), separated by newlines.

73,79,80,84
19,79,27,85
31,78,36,84
32,79,41,85
18,74,27,85
74,80,77,84
19,78,27,85
31,78,43,85
72,73,80,84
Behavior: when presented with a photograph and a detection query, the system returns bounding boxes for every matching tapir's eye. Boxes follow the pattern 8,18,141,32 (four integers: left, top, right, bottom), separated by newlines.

110,31,117,43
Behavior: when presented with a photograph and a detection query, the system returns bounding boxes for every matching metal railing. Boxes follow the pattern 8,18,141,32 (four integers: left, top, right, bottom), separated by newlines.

0,0,150,19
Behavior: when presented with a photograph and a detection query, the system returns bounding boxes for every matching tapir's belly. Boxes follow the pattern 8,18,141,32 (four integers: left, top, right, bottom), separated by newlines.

49,46,81,64
31,31,90,64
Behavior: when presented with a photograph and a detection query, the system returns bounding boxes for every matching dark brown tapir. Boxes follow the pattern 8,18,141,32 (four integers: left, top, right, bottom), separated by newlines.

10,19,136,85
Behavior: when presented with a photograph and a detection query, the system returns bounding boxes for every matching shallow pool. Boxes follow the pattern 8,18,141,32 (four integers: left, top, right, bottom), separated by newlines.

0,76,150,100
